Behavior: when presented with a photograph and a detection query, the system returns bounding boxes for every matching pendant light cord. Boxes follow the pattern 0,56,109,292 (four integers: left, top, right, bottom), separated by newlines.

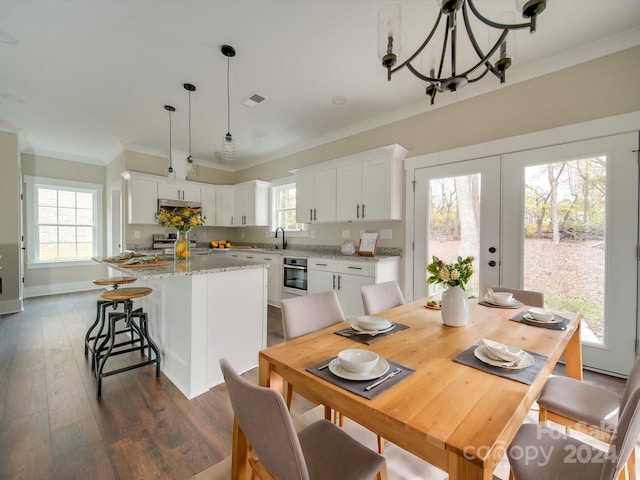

188,89,192,159
168,109,173,171
226,54,231,135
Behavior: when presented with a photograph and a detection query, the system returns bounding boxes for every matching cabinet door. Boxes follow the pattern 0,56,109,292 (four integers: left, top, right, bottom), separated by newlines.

314,169,337,222
235,188,252,226
361,157,391,220
157,182,181,200
308,269,336,295
201,189,216,225
182,185,201,202
296,173,315,223
129,178,158,224
337,273,371,317
336,163,362,221
258,254,282,306
215,190,235,226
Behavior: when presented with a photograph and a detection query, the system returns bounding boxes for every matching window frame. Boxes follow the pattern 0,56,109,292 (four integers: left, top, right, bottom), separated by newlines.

270,177,308,237
24,175,103,268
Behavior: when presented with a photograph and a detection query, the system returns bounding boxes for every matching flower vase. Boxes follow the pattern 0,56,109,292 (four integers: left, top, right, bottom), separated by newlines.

441,285,469,327
174,231,191,260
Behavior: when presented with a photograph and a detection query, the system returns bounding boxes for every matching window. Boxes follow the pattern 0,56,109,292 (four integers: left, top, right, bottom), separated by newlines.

25,175,103,266
271,180,306,234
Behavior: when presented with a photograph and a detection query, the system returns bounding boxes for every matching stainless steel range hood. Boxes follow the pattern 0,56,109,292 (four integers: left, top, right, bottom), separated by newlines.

157,198,202,210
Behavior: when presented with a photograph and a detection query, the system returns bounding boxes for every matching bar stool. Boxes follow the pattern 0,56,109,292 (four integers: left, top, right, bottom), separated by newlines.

84,276,138,370
95,286,161,396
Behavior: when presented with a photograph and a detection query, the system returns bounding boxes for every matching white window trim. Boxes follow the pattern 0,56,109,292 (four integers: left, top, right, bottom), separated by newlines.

24,175,104,268
270,176,308,237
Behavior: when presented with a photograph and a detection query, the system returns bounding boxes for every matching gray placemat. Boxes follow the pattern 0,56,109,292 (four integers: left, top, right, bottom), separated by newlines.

334,323,409,345
452,344,548,385
306,357,415,399
478,300,524,309
509,311,569,331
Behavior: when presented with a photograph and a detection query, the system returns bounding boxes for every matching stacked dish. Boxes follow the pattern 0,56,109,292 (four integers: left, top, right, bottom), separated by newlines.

474,338,534,369
523,307,562,324
350,316,395,335
329,348,389,380
483,290,523,308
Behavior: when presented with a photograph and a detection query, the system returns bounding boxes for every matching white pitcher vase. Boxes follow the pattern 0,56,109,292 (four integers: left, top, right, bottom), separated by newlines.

441,285,469,327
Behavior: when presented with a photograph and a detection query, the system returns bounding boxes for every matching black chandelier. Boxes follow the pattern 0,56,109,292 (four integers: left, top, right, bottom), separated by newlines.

380,0,547,104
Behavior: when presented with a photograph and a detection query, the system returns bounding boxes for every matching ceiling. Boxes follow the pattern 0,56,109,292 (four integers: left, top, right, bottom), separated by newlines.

1,1,639,172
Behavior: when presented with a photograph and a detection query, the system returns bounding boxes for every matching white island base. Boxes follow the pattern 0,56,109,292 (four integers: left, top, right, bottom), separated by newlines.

133,266,267,399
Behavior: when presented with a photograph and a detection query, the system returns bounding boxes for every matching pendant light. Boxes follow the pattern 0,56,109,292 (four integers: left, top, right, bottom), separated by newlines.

164,104,176,183
221,44,236,161
183,83,197,177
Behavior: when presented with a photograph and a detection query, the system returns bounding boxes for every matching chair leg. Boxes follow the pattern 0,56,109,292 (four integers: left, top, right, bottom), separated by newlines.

285,382,293,409
538,406,548,425
376,463,387,480
629,447,636,480
509,469,515,480
377,435,385,454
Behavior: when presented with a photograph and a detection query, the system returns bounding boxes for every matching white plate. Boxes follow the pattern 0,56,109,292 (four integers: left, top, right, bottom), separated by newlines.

474,345,535,370
353,315,392,331
350,323,396,334
329,357,390,381
483,297,524,308
523,313,563,324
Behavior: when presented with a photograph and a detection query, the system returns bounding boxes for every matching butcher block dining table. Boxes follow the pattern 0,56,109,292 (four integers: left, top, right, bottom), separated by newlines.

231,297,583,480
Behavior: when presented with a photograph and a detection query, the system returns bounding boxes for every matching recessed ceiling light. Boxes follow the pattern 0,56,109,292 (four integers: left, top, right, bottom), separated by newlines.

332,95,347,106
0,30,19,45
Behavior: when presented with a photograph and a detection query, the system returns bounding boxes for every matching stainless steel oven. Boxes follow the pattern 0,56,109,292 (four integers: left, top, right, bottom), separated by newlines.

282,257,307,296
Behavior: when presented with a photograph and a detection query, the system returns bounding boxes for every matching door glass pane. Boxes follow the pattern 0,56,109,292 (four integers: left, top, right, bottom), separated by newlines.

428,174,481,297
523,156,606,344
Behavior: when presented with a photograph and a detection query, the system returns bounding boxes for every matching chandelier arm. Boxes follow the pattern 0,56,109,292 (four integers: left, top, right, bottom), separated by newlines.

461,5,509,79
390,10,444,75
450,13,457,77
466,0,532,31
466,67,492,83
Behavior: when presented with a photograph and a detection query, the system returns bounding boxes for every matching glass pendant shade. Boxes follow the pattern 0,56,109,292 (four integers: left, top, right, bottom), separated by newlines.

185,157,196,177
222,132,235,161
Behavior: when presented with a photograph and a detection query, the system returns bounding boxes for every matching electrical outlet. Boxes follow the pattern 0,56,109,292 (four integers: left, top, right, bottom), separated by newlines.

380,229,392,240
134,230,141,239
342,230,350,239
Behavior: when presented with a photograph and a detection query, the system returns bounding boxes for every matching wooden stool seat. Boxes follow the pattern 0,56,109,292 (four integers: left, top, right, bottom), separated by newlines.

101,287,152,302
93,276,137,287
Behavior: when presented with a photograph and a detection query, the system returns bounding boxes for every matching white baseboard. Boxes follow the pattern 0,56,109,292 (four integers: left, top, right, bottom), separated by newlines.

0,298,23,315
24,282,102,299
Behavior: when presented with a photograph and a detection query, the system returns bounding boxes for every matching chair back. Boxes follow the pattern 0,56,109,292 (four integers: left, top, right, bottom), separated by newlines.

489,285,544,308
361,281,405,315
219,358,310,480
281,290,345,340
601,385,640,480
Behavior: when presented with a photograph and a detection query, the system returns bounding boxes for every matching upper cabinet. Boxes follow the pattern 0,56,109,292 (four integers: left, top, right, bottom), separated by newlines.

234,180,270,226
215,187,235,227
200,186,216,226
295,168,336,223
121,171,158,225
293,144,408,223
157,182,201,202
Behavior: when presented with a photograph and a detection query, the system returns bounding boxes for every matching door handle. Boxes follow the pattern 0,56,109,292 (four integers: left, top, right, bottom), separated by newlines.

337,275,341,290
310,209,313,222
362,204,365,218
332,274,336,290
356,204,360,219
313,208,317,221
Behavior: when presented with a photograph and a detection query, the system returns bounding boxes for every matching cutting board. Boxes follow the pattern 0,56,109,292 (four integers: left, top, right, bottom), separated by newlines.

119,261,172,268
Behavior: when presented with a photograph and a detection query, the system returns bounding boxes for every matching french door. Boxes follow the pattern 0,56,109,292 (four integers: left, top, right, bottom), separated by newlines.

411,132,638,375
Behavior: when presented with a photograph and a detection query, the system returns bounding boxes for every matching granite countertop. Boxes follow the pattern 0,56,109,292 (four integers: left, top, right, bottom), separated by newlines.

212,248,401,262
94,255,269,280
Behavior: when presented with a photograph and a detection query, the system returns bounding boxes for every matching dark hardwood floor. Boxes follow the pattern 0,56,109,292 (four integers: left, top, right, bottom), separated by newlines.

0,291,624,479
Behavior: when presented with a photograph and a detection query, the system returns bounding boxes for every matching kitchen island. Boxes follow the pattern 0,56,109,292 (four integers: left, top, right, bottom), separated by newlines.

96,254,268,399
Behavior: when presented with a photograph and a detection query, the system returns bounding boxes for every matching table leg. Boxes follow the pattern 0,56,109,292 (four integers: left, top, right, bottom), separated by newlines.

564,320,583,380
448,451,493,480
231,417,250,480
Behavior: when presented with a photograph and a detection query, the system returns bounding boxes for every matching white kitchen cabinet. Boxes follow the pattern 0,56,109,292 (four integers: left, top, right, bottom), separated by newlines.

295,169,336,223
201,187,216,225
215,188,235,226
234,180,270,226
337,155,402,221
121,171,158,225
157,182,201,202
307,257,400,317
228,251,282,306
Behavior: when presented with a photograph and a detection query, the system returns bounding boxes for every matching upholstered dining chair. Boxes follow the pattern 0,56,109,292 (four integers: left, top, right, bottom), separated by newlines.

220,358,387,480
489,285,545,308
535,356,640,480
361,281,405,315
507,384,640,480
281,290,385,453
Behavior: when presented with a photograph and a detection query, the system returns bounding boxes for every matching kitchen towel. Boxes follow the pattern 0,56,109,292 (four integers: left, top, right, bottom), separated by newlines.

306,357,415,400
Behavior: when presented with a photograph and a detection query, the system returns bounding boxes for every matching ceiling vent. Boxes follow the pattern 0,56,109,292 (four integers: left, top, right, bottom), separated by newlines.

243,92,267,108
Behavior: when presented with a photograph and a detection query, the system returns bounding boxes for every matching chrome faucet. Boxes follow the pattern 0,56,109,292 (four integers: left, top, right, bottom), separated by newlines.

275,227,287,250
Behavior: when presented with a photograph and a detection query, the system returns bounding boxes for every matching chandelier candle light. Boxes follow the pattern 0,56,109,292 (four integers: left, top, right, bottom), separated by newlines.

379,0,546,104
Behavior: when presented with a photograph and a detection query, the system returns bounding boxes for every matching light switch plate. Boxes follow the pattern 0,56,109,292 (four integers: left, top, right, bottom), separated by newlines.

380,229,392,240
134,230,141,239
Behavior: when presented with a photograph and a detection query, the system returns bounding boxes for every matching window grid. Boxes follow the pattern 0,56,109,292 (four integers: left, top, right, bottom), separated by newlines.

274,184,303,231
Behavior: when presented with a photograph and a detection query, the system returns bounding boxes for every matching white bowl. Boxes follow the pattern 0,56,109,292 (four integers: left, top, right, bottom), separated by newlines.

491,292,514,305
354,315,392,331
338,349,379,373
528,307,554,322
